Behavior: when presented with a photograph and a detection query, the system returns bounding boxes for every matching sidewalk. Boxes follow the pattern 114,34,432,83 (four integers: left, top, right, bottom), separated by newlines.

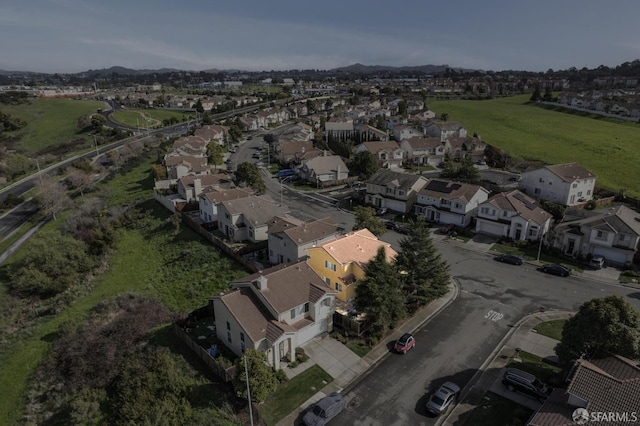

276,279,459,426
440,310,574,426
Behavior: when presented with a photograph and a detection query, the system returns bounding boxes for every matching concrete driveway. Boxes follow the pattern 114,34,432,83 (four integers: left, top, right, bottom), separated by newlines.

302,334,370,389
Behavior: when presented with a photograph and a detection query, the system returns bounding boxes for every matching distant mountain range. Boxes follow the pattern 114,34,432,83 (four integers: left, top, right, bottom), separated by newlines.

0,63,471,77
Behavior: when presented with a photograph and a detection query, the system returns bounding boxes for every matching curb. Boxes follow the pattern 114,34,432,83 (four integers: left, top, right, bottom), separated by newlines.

439,310,575,426
346,278,461,393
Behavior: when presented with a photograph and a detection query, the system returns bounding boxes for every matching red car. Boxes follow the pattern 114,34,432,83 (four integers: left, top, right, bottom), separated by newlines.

394,333,415,354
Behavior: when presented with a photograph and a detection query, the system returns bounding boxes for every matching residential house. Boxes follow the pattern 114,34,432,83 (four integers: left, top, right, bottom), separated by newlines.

164,154,209,180
354,141,405,169
446,136,486,163
198,187,254,224
411,110,436,121
364,169,428,214
324,117,354,142
299,153,349,185
305,229,397,302
519,163,597,206
552,204,640,266
195,124,228,146
400,137,447,167
238,115,259,132
414,179,490,227
211,262,336,369
177,173,233,203
173,136,208,156
217,195,290,243
277,140,321,166
267,216,344,265
422,120,467,141
392,124,423,141
354,124,389,142
475,190,552,241
527,355,640,426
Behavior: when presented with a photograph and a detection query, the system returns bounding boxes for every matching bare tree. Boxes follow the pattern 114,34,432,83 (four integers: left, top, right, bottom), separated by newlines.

65,168,94,197
33,176,72,220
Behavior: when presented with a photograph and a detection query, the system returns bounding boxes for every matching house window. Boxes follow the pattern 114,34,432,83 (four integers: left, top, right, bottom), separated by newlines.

577,192,583,197
502,211,509,217
325,260,337,271
619,234,626,242
225,213,230,219
454,203,460,209
534,188,541,195
587,190,592,195
596,231,607,240
240,332,245,352
335,283,343,292
572,183,578,188
325,277,330,285
398,190,405,196
386,187,394,194
226,321,232,343
539,178,544,183
322,298,331,307
304,302,309,313
290,309,295,319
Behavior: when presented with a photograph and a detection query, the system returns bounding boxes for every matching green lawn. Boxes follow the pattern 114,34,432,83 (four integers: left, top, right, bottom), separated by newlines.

491,242,583,272
346,340,373,357
463,391,534,426
258,365,332,426
428,95,640,198
2,98,105,154
532,319,566,341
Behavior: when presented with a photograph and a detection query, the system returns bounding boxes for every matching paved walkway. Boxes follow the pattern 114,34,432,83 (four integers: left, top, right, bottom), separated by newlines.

276,279,459,426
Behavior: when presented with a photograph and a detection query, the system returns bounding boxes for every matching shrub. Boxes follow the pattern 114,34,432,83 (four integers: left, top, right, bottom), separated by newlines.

288,361,298,369
295,347,309,363
275,369,288,383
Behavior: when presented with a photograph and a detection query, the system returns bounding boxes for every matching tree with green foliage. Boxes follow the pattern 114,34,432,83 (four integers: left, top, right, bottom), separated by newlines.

355,247,406,334
397,100,407,116
440,112,449,122
352,206,386,236
207,142,225,171
90,114,107,132
111,348,193,425
457,157,480,181
232,349,278,403
235,162,265,193
9,231,94,297
1,153,32,179
530,86,542,102
201,111,213,125
195,98,204,113
348,151,380,179
555,295,640,364
395,217,450,308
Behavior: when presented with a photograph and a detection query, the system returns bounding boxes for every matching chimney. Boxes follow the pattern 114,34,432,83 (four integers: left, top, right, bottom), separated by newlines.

193,178,202,197
255,275,268,290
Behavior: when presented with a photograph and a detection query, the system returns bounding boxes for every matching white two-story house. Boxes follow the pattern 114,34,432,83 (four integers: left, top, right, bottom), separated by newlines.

400,137,447,167
475,190,553,241
414,179,490,227
198,187,254,224
211,262,336,369
552,204,640,266
519,163,596,206
217,195,290,243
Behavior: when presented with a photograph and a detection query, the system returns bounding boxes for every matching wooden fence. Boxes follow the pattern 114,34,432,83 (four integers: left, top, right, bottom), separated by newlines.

172,323,236,382
333,312,370,337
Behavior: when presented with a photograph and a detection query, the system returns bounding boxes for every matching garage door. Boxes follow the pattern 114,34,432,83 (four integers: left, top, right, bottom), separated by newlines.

592,247,629,265
476,220,506,237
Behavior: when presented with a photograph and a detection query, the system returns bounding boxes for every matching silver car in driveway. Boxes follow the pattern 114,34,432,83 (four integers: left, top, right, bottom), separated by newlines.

426,381,460,415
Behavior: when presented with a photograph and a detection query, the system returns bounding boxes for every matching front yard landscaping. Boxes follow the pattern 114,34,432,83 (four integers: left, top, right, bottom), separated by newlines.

258,365,332,425
532,319,566,341
507,350,564,387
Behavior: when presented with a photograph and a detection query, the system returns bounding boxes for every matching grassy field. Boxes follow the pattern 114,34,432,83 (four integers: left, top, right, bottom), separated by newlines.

428,95,640,198
0,155,247,423
2,98,104,155
111,108,194,128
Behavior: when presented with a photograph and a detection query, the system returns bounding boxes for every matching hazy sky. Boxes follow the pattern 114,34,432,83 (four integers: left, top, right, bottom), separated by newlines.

2,0,639,74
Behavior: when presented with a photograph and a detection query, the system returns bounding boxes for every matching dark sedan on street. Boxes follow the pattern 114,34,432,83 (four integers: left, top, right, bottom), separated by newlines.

494,254,524,266
539,264,571,277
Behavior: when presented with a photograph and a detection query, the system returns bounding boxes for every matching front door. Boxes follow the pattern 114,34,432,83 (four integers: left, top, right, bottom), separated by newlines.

567,239,575,255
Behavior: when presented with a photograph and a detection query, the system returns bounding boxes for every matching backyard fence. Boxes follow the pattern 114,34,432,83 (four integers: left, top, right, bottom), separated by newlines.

172,323,236,382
